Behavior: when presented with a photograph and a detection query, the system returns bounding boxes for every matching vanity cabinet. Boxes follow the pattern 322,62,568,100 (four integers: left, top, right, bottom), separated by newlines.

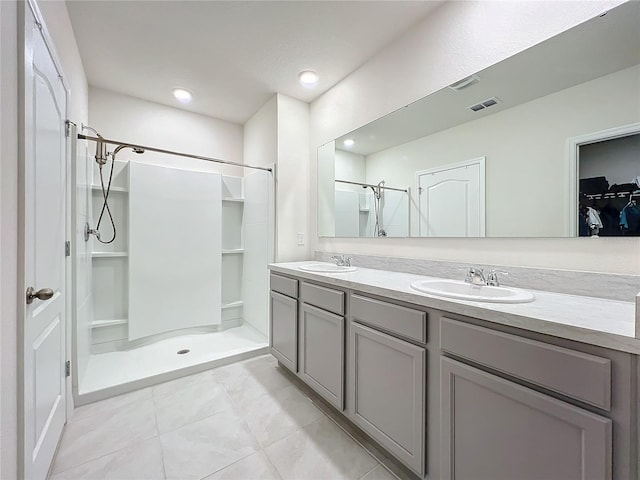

349,322,426,475
440,317,614,480
299,282,346,410
269,273,298,372
440,357,611,480
268,268,638,480
349,293,428,476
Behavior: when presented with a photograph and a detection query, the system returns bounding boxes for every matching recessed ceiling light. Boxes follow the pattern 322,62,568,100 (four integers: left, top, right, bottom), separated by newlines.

343,139,355,147
299,70,319,88
173,88,192,103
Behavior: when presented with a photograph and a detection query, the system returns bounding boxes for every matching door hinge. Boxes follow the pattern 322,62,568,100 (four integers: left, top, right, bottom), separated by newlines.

65,241,70,257
65,360,70,377
65,119,75,138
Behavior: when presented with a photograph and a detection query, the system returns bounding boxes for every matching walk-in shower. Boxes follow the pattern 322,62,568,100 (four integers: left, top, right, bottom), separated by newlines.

73,129,275,403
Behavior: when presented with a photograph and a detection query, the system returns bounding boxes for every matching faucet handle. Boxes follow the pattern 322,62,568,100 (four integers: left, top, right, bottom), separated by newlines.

464,267,485,285
486,269,509,286
331,254,351,266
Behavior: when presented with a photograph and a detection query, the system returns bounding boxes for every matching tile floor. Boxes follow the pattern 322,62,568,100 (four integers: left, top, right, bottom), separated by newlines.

51,355,401,480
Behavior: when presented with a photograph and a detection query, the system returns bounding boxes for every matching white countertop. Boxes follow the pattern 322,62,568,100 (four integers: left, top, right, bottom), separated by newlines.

269,262,640,355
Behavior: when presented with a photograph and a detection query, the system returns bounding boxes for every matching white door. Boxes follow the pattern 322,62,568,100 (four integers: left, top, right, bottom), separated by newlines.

22,5,68,478
417,157,485,237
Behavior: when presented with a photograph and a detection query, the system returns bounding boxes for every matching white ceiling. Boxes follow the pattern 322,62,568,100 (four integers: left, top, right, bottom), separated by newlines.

66,1,442,124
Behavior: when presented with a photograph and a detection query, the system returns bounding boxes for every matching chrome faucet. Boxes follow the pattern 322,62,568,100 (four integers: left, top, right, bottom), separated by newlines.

465,267,509,286
331,254,352,267
464,267,486,286
486,269,509,287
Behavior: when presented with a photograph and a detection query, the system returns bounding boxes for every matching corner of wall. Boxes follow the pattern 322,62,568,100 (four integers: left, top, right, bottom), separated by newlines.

276,94,311,261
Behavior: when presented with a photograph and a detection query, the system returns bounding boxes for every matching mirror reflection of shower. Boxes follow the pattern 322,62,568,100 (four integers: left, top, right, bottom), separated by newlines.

363,180,387,237
82,124,144,244
333,178,409,238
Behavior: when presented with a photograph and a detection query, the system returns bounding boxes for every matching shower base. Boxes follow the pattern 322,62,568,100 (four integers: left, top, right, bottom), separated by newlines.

76,324,268,404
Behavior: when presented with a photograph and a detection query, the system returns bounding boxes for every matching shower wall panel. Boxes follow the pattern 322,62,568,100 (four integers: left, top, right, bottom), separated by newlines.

128,162,222,340
242,169,274,336
72,134,93,390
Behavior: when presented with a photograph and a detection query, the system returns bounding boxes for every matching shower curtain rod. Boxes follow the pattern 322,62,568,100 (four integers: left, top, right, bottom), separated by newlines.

77,134,273,173
335,179,408,193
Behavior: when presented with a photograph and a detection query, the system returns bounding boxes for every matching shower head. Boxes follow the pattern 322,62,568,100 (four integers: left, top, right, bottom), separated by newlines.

112,144,144,156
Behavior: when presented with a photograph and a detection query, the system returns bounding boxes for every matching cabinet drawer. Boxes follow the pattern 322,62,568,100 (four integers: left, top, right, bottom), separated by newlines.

440,317,612,410
270,273,298,298
351,294,427,343
301,282,344,316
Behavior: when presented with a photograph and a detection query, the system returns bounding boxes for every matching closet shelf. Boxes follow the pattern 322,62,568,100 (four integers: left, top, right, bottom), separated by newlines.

91,185,128,193
222,198,244,203
92,252,128,258
222,249,244,255
91,319,128,329
222,300,244,310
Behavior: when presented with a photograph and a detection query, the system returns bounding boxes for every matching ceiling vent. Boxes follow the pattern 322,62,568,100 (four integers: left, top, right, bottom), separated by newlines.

468,96,501,112
448,75,479,91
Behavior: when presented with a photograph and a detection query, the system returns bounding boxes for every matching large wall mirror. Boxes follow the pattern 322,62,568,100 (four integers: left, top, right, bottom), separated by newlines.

317,1,640,238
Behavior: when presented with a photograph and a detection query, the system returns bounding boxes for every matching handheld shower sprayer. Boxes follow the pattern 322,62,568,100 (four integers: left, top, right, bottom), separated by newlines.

82,124,107,165
362,180,386,237
81,125,145,244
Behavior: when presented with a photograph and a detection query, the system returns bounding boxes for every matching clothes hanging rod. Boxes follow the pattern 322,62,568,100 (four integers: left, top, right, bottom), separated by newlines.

335,179,408,193
585,190,640,200
77,134,273,173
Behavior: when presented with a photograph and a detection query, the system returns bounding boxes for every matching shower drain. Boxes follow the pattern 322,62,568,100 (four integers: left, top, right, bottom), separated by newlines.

177,349,190,355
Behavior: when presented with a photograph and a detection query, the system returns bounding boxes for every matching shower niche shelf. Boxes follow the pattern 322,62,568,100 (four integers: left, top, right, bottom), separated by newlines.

222,300,244,309
92,252,128,258
91,185,128,193
91,319,127,329
221,179,244,329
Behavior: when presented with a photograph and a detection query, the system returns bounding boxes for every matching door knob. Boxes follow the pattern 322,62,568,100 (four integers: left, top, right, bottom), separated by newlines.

26,287,54,305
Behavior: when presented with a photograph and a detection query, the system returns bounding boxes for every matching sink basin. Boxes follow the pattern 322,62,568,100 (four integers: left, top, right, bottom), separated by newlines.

298,262,357,273
410,279,534,304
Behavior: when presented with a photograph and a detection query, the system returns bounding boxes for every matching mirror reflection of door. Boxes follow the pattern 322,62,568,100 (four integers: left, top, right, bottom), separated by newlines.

417,157,486,237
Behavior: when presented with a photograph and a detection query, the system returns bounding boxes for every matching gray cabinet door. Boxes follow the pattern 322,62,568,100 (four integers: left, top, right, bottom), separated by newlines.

270,291,297,372
349,322,426,476
299,303,345,410
441,357,612,480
